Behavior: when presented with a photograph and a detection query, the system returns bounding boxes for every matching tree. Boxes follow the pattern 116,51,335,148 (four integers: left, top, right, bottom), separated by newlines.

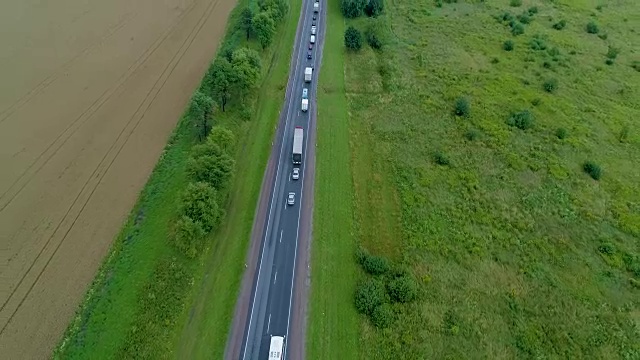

188,91,214,140
241,7,254,40
231,48,262,98
344,26,363,50
361,255,389,275
354,279,387,315
260,0,288,21
174,215,206,258
179,182,221,232
387,275,418,303
341,0,367,18
186,151,235,189
253,12,276,49
371,303,393,328
365,0,384,17
208,57,233,112
208,126,235,151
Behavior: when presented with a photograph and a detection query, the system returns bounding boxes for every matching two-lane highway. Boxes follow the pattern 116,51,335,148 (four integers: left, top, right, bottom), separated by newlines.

237,0,325,358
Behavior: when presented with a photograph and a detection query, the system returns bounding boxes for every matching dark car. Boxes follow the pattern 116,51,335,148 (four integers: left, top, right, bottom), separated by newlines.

312,20,316,26
309,44,313,50
307,51,312,59
313,14,317,20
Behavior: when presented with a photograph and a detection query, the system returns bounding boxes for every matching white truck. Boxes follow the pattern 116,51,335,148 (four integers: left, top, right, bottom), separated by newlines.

301,98,309,112
311,25,316,35
268,336,284,360
292,127,304,164
314,2,319,13
304,67,313,82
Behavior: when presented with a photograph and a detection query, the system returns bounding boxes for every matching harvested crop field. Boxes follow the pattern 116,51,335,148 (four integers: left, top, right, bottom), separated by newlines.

0,0,236,357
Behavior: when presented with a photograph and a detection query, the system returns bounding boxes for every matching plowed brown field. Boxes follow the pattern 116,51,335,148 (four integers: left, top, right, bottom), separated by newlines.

0,0,235,357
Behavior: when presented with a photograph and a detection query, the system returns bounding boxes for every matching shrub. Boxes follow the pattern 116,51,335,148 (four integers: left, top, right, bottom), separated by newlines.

605,58,614,66
552,20,566,30
598,33,608,40
527,6,538,15
583,161,602,180
500,12,515,23
510,0,522,7
366,27,383,50
208,126,235,151
388,275,418,303
503,40,514,51
179,182,221,231
174,216,206,258
606,46,619,60
530,36,547,50
344,26,363,50
543,60,552,69
465,129,480,141
454,97,470,117
491,57,500,64
507,110,534,130
434,151,450,166
435,0,442,7
586,21,599,34
619,125,630,143
543,78,558,93
365,0,384,17
362,254,390,275
632,61,640,72
371,303,393,328
186,151,235,189
511,23,525,36
598,242,616,255
341,0,367,18
518,13,531,24
354,279,387,315
555,128,568,139
531,98,542,106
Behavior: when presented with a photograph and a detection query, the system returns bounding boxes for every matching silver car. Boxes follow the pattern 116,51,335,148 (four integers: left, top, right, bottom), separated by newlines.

302,88,308,99
292,168,300,180
287,192,296,205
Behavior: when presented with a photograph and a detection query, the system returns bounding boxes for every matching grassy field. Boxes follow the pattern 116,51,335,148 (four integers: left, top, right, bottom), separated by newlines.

53,0,298,358
171,0,302,357
312,0,640,358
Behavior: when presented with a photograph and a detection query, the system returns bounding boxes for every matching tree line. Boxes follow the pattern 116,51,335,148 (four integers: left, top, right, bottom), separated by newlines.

241,0,289,49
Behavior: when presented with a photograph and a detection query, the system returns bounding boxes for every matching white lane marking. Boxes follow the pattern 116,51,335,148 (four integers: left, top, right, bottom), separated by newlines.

274,271,278,285
241,0,312,358
267,313,271,333
280,229,283,243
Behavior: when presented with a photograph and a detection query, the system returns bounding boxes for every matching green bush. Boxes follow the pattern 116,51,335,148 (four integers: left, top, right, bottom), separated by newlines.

186,151,235,189
354,279,387,315
530,36,547,50
503,40,514,51
507,110,534,130
364,0,384,17
598,33,608,40
179,182,221,231
527,6,538,15
555,128,568,139
632,61,640,72
543,78,558,93
605,58,614,66
465,129,480,141
500,12,515,23
366,27,383,50
387,275,418,303
606,46,619,60
345,26,363,50
341,0,367,18
552,20,566,30
518,13,531,24
583,161,602,180
362,254,390,275
510,0,522,7
208,126,235,151
511,23,525,36
586,21,599,34
598,242,616,255
174,216,207,258
454,97,470,117
371,303,393,328
531,98,542,106
434,151,450,166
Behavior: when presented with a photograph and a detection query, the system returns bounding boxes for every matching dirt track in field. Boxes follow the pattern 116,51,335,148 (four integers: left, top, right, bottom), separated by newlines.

0,0,236,357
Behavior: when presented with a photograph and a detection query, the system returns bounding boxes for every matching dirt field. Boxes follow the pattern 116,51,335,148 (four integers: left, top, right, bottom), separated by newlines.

0,0,236,357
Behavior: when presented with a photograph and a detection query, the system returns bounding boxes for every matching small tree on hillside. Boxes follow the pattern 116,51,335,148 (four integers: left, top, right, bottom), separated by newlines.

241,8,254,40
189,91,214,140
208,126,235,151
186,152,235,189
230,48,262,98
344,26,363,50
179,182,221,231
208,57,233,112
253,12,276,49
365,0,384,17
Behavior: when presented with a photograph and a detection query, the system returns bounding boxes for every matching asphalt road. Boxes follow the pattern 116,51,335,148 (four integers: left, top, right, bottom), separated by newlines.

235,0,326,359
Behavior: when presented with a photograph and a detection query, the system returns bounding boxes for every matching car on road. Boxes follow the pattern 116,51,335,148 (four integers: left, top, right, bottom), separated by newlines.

302,88,308,99
311,26,316,35
312,20,316,26
292,168,300,180
308,43,313,50
313,14,317,20
307,51,312,59
287,192,295,205
310,35,315,44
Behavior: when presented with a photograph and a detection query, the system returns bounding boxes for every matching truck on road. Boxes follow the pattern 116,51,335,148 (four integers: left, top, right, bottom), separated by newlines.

268,336,284,360
304,67,313,82
301,98,308,112
314,2,319,12
292,126,303,164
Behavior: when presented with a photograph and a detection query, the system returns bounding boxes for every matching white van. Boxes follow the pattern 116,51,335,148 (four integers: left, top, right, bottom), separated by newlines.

311,25,316,35
310,35,316,44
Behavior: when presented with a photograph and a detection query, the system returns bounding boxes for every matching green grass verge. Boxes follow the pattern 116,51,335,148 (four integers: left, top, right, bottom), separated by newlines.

53,0,299,358
171,0,302,357
313,0,640,359
306,0,361,358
